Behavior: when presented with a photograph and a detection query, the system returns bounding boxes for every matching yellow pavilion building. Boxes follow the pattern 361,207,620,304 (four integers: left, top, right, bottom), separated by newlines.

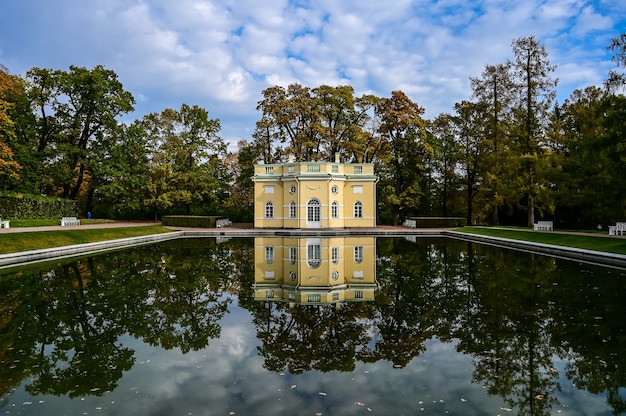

252,154,377,229
253,236,377,305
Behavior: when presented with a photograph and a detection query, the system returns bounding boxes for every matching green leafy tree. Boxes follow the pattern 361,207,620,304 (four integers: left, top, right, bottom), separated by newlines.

143,104,224,217
376,91,430,225
95,121,150,218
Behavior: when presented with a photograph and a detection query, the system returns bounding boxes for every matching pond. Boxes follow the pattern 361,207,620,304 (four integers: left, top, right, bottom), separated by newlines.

0,236,625,415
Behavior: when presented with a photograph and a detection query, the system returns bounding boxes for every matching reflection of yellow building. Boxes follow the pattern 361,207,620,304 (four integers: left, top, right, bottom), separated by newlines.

253,154,377,229
254,237,377,305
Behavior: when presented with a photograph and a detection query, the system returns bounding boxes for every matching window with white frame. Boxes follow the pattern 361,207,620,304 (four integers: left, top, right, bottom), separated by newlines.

354,290,363,299
289,247,297,264
307,243,321,268
265,201,274,218
354,201,363,218
308,293,321,302
289,201,297,218
265,246,274,263
331,247,339,264
331,201,339,218
354,166,363,174
307,198,321,222
354,246,363,263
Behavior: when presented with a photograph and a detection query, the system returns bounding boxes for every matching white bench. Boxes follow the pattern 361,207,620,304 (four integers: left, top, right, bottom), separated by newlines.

533,221,553,231
0,218,9,228
61,216,81,226
216,218,232,228
613,222,626,235
403,219,417,228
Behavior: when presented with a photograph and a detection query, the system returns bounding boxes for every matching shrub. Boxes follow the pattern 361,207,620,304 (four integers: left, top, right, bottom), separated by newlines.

0,193,78,219
409,217,467,228
161,215,220,228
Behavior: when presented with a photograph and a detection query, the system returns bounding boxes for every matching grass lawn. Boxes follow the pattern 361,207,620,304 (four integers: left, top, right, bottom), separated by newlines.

456,226,626,255
0,226,173,254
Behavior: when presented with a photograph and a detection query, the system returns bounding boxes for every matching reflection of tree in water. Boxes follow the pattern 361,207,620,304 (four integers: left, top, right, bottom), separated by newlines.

456,245,563,416
547,259,626,415
0,238,242,399
255,302,373,373
2,237,626,414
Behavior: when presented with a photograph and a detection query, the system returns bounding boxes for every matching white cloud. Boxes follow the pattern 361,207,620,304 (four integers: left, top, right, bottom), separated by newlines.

0,0,624,143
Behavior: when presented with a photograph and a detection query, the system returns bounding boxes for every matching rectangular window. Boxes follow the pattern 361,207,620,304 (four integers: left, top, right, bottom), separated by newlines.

332,165,339,173
265,166,274,174
307,243,321,268
354,290,363,299
307,164,320,172
265,202,274,218
289,202,297,218
331,202,338,219
332,292,339,301
353,270,364,279
288,166,295,173
354,166,362,174
265,246,274,263
289,247,297,264
354,246,363,263
331,247,339,264
266,290,275,299
354,202,363,218
264,185,274,194
308,294,321,302
353,185,363,194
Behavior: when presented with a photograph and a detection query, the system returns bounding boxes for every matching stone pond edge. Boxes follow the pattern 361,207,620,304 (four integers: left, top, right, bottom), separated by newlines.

1,228,625,270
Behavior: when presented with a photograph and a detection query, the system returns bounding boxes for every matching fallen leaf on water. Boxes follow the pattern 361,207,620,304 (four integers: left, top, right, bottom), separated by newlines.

319,392,327,396
356,402,365,406
461,398,467,403
291,385,297,389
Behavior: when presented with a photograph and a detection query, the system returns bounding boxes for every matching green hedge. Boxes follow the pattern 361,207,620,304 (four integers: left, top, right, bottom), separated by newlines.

409,217,467,228
161,215,220,228
0,193,78,220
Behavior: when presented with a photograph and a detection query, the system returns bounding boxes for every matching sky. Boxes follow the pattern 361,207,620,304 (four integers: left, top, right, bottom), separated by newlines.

1,0,625,149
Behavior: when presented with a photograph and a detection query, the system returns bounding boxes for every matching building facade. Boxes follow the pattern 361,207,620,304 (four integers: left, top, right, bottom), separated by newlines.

253,155,377,229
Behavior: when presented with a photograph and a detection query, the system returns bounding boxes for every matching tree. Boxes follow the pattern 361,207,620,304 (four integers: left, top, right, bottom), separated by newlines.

0,65,23,183
225,140,255,221
470,63,516,224
606,33,626,91
143,104,225,217
429,113,462,217
510,36,558,227
95,121,150,218
453,101,487,224
376,91,430,225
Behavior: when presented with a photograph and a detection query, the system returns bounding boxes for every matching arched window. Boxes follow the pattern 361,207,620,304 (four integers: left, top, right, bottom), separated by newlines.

289,201,297,218
307,198,321,222
265,201,274,218
331,201,339,219
354,201,363,218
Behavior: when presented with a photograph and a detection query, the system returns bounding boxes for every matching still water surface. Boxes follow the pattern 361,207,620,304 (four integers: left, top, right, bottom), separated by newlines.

0,237,625,415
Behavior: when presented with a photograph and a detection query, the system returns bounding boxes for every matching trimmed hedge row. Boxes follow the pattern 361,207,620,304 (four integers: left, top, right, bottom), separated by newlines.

161,215,221,228
409,217,467,228
0,194,78,219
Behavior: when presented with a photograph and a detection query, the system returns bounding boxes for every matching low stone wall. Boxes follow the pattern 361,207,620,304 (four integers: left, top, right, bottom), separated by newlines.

0,232,183,269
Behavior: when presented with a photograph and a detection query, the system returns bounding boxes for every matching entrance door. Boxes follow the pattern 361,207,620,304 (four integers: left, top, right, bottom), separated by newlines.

306,198,321,228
